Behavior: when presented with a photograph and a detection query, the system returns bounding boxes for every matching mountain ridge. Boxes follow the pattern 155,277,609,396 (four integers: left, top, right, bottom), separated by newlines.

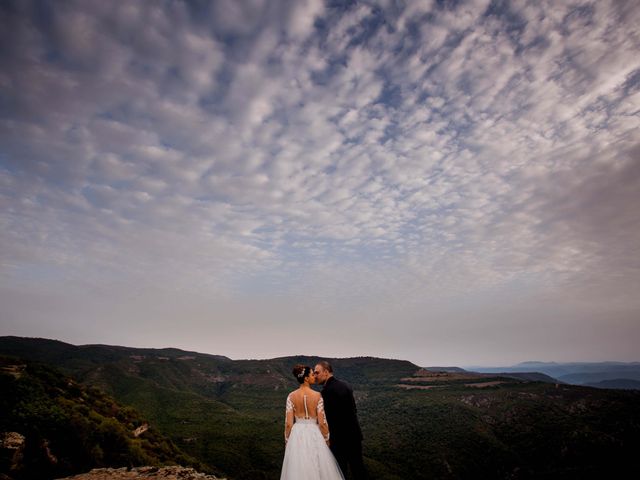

0,336,421,366
2,336,640,479
470,360,640,389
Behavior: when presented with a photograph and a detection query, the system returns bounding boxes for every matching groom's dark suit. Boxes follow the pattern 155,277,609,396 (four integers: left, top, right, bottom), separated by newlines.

321,376,367,479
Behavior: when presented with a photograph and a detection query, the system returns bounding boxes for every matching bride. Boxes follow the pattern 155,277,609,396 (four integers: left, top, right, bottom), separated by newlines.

280,365,345,480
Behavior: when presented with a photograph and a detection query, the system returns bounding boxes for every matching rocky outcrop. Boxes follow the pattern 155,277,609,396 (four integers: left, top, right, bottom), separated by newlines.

56,466,225,480
0,432,25,451
0,364,25,378
132,423,149,438
0,432,25,473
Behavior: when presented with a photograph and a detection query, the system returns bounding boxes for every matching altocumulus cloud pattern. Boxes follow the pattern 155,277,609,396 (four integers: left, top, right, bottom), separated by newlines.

1,0,639,364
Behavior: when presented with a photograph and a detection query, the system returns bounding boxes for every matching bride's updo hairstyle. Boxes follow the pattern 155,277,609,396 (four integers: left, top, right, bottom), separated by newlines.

292,364,312,384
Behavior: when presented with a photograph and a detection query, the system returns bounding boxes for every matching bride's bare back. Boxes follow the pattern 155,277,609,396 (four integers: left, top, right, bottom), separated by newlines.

284,388,330,442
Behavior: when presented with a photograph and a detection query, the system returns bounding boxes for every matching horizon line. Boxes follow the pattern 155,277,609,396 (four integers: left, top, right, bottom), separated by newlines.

2,335,639,367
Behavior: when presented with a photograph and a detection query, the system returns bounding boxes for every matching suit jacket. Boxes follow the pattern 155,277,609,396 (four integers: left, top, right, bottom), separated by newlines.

321,376,363,449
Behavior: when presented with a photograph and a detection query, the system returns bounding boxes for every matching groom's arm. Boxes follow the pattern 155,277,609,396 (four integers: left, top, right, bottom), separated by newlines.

344,383,364,440
348,384,358,414
321,385,338,427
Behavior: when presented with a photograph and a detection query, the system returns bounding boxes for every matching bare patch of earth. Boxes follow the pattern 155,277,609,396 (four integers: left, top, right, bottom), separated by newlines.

402,371,492,382
464,381,506,388
396,384,445,390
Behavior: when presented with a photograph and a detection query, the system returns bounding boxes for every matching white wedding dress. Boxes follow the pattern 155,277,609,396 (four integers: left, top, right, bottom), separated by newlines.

280,391,345,480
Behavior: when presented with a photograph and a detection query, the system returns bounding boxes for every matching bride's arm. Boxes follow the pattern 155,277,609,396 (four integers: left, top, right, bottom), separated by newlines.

284,394,294,443
317,397,330,445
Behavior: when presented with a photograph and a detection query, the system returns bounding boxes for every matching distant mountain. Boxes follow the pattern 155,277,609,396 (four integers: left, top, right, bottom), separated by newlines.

469,361,640,385
558,370,640,384
583,379,640,390
2,337,640,479
515,361,558,365
494,371,559,383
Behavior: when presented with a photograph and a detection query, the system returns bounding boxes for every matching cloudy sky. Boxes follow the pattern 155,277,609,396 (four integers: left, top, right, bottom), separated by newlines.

1,0,639,367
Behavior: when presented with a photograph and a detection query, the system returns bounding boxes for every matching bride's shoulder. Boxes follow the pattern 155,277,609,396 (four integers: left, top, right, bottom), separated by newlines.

287,388,303,397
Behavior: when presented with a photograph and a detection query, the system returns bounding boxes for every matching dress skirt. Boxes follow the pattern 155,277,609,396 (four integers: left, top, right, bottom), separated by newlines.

280,419,345,480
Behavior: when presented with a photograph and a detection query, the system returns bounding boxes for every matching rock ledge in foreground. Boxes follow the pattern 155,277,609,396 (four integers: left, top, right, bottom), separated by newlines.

56,466,225,480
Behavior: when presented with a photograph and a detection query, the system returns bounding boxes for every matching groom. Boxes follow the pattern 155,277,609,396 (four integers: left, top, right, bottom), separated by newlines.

314,361,367,479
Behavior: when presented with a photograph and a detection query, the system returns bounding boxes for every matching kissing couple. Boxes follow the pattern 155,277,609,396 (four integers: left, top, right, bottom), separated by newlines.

280,361,367,480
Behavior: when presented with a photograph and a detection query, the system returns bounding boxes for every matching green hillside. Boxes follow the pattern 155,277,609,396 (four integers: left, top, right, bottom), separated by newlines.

1,337,640,479
0,355,204,480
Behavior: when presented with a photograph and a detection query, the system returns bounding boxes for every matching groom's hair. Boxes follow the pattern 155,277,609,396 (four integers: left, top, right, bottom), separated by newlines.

317,360,333,373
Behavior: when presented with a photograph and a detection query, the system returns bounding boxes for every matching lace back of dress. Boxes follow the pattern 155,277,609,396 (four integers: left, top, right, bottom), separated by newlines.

288,392,322,421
